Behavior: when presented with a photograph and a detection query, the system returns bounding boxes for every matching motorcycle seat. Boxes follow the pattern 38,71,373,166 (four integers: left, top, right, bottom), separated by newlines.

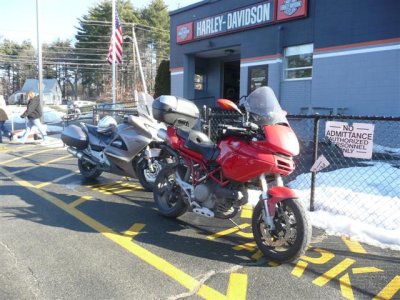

185,130,220,161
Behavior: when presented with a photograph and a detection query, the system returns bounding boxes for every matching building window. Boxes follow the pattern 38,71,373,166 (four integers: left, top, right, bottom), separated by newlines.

194,73,205,90
248,65,268,93
284,44,313,80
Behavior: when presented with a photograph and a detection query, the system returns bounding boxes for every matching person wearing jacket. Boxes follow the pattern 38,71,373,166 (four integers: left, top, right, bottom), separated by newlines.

0,97,12,143
18,91,48,144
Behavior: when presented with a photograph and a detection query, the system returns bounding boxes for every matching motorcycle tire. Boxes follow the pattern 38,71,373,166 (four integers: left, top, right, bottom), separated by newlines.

153,165,188,218
252,198,311,263
136,158,164,192
78,158,103,180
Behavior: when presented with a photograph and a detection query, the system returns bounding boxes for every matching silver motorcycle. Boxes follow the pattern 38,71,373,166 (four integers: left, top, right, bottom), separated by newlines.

61,92,169,191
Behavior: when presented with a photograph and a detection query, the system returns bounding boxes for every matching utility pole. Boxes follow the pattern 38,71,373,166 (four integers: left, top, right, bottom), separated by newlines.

36,0,43,111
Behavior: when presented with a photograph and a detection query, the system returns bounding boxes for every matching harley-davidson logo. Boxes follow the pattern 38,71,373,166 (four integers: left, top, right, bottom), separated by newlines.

178,26,190,40
280,0,303,16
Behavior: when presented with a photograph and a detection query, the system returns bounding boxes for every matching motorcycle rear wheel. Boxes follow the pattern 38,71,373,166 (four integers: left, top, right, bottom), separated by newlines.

153,165,188,218
78,158,103,180
252,198,311,263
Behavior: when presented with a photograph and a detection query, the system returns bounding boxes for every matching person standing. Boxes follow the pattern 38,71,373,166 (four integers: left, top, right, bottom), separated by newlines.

0,97,12,143
18,91,48,144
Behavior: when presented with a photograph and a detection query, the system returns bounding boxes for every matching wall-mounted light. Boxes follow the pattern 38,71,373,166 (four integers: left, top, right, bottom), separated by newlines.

225,49,235,55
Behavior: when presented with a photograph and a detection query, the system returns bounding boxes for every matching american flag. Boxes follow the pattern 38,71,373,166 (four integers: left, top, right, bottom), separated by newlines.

107,10,123,64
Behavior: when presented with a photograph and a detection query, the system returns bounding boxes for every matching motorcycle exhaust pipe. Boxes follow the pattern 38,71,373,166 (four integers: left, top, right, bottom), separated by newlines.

67,147,97,165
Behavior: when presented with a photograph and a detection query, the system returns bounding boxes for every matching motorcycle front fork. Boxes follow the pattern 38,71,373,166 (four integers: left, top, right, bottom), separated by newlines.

259,173,283,230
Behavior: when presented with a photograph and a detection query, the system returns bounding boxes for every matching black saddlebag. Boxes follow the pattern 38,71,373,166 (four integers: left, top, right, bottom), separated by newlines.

61,124,88,150
152,95,199,128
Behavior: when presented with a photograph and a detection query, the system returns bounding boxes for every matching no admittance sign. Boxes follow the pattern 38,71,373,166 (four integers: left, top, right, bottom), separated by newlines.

325,121,375,159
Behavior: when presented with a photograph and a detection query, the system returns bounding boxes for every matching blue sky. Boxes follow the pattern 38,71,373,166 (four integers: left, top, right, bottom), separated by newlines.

0,0,201,44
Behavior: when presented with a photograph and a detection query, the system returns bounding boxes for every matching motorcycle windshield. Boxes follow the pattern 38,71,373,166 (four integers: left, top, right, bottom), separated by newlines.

242,86,289,126
136,91,154,119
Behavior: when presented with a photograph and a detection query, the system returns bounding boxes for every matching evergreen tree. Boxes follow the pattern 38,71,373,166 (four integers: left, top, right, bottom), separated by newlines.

154,59,170,98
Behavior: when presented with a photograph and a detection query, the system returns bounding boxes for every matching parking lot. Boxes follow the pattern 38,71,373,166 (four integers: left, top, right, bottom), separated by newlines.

0,140,399,299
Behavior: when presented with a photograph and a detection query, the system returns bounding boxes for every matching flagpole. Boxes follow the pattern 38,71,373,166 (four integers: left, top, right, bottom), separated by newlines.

112,0,116,105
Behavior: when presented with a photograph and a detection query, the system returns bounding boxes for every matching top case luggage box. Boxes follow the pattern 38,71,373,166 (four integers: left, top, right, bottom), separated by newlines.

152,95,199,128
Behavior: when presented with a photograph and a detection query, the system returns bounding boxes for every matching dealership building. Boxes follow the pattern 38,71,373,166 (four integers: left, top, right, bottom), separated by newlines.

169,0,399,116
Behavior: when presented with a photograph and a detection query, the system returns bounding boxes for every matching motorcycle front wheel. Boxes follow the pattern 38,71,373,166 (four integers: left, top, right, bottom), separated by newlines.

78,158,103,180
153,165,188,218
136,156,172,192
252,198,311,263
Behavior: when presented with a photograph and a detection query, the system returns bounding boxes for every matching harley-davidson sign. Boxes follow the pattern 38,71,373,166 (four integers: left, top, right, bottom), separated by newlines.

176,0,308,44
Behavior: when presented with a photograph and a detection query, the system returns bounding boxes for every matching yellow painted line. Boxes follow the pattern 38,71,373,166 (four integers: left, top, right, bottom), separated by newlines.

226,273,247,300
207,223,250,240
123,223,145,238
233,242,257,251
342,236,367,254
0,148,54,165
35,172,77,189
112,189,135,194
251,250,263,261
373,275,400,300
240,205,253,219
12,154,71,175
291,260,308,277
69,196,93,208
313,258,356,287
120,182,141,188
268,261,280,267
300,248,335,264
339,273,354,300
0,166,233,300
235,231,254,239
352,267,383,274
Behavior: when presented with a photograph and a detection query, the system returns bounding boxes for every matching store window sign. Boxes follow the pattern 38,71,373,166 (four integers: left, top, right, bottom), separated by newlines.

176,0,308,44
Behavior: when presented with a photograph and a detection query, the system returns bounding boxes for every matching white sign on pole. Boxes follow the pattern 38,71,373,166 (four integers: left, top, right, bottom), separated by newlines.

325,121,375,159
310,154,330,172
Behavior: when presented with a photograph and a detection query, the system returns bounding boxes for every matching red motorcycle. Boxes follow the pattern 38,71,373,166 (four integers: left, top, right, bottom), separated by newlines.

152,86,311,263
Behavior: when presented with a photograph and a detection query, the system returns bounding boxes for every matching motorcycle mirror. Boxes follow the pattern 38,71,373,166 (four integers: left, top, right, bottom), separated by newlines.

216,99,243,115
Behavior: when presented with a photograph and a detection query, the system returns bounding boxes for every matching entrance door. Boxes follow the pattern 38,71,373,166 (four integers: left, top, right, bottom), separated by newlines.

223,60,240,103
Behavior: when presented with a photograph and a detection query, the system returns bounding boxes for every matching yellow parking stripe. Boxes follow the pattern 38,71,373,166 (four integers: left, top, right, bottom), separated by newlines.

233,242,257,251
292,260,308,277
352,267,383,274
0,166,232,300
69,196,93,208
240,205,253,219
0,148,54,165
207,223,250,240
339,273,354,300
227,273,247,300
313,258,356,286
12,154,71,175
342,237,367,254
373,275,400,300
123,223,145,238
35,172,77,189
